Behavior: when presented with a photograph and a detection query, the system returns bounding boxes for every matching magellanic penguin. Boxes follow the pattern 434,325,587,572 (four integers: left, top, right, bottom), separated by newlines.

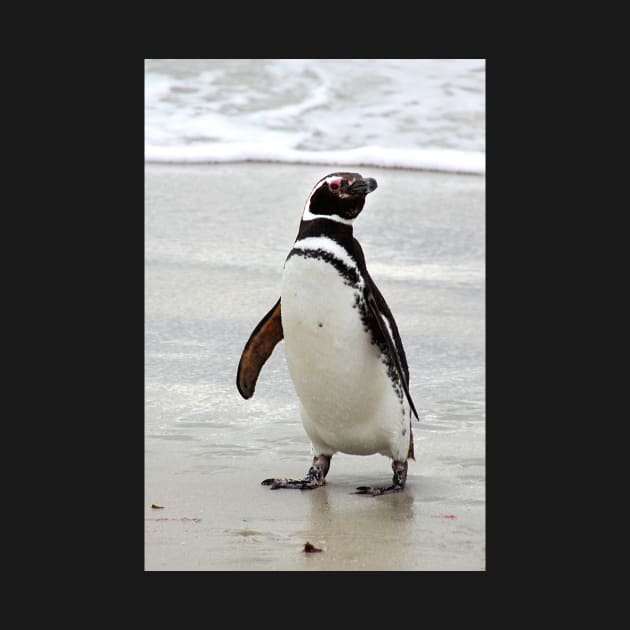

236,172,419,495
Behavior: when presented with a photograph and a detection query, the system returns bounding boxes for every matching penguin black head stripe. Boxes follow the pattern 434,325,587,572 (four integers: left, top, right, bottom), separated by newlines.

305,172,378,221
237,171,419,496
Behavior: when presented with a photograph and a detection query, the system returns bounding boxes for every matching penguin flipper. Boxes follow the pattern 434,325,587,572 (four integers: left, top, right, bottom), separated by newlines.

236,298,284,399
366,290,419,421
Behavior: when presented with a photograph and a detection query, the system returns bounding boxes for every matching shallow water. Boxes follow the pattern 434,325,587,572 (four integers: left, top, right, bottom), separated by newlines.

144,162,485,570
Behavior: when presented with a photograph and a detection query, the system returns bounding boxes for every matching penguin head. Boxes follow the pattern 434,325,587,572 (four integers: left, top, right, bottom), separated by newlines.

305,172,378,222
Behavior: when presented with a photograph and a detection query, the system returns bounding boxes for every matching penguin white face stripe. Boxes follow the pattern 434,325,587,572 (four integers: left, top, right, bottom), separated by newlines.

302,177,328,213
291,236,360,277
304,175,340,205
301,175,357,225
301,207,355,225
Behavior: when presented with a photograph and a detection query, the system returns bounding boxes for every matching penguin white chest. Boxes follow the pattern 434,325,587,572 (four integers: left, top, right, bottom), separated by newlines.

280,252,408,459
281,254,369,379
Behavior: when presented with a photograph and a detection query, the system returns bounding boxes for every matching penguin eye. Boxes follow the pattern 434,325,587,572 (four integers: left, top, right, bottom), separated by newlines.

329,182,340,190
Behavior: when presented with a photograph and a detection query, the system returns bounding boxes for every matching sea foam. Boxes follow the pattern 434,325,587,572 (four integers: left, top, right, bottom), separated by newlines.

144,144,484,174
145,59,485,175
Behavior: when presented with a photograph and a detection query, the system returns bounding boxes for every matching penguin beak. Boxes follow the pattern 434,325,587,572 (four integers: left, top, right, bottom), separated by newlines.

348,177,378,195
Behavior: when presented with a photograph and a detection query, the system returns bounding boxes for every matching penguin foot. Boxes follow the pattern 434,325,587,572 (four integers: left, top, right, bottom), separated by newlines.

261,454,331,491
354,460,408,497
261,477,323,490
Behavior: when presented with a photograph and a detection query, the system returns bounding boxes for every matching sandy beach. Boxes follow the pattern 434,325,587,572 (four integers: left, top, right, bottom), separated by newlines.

145,162,485,571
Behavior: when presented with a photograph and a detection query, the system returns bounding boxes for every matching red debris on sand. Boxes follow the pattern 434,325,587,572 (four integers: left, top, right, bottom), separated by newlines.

303,541,323,553
434,514,457,519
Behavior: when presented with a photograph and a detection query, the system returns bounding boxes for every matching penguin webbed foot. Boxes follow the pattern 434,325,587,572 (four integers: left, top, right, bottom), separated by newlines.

354,460,408,497
261,476,323,490
261,455,331,491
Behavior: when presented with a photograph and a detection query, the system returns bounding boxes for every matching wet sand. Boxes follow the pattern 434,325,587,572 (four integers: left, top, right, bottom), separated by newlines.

145,162,485,571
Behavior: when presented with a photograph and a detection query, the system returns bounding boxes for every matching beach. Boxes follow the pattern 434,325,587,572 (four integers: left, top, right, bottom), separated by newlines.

144,162,485,571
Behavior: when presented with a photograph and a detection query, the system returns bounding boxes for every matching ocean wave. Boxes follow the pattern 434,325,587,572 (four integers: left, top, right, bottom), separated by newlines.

144,143,484,175
145,59,485,175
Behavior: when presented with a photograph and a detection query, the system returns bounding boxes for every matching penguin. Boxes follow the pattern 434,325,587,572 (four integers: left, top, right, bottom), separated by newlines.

236,172,419,495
